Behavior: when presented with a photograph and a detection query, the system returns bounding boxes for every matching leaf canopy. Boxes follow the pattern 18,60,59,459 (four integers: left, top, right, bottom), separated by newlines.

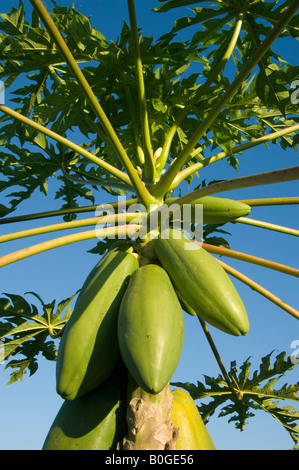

0,0,298,216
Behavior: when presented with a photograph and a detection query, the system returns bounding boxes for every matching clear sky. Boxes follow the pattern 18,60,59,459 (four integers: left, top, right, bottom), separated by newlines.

0,0,298,450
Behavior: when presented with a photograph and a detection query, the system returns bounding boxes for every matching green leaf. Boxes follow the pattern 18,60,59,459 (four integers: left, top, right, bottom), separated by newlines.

154,1,206,14
0,291,77,383
172,351,299,445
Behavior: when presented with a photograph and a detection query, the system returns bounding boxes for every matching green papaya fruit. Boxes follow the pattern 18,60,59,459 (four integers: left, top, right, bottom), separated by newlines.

165,195,251,225
118,264,184,394
43,366,127,450
154,229,249,336
171,388,215,450
56,249,139,401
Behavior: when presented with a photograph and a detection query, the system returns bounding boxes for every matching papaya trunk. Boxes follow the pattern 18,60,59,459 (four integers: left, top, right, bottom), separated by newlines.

118,377,178,450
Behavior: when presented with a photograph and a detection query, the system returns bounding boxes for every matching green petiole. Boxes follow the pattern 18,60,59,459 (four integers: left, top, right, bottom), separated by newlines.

0,105,132,187
239,197,299,207
235,217,299,237
0,198,140,226
0,213,140,244
170,166,299,206
170,124,299,190
201,242,299,278
0,224,140,267
127,0,155,182
217,258,299,321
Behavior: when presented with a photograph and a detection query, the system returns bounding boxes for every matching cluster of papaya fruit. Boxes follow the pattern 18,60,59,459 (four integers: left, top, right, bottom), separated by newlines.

43,196,251,450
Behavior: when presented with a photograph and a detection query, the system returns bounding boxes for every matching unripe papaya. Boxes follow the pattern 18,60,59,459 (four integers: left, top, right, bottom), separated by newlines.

43,367,127,450
154,229,249,336
171,388,215,450
165,195,251,225
118,264,184,394
56,249,139,401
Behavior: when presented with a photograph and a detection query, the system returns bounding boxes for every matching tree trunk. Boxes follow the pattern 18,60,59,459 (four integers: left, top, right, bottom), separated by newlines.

118,376,178,450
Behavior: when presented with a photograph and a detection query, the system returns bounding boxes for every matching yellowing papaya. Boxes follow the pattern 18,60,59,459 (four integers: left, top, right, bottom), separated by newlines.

43,367,127,450
154,229,249,336
118,264,184,394
56,249,139,401
171,388,215,450
165,195,251,225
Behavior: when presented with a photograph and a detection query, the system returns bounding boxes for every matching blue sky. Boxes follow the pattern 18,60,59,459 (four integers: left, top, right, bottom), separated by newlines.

0,0,298,450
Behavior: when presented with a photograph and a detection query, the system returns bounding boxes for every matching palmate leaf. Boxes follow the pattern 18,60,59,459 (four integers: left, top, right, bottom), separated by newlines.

155,0,299,113
0,142,59,215
54,176,95,222
172,351,299,446
0,2,101,85
0,291,77,384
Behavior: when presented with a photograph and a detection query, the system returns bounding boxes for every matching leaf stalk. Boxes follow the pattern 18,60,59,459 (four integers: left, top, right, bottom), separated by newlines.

0,225,140,267
0,199,139,226
171,166,299,206
201,243,299,278
0,213,139,243
216,258,299,321
235,217,299,237
127,0,155,182
198,317,243,400
180,298,243,399
0,105,132,187
239,197,299,207
171,124,299,189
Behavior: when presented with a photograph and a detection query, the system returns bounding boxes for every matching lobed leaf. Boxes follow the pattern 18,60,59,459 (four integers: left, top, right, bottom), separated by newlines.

172,351,299,444
0,291,77,383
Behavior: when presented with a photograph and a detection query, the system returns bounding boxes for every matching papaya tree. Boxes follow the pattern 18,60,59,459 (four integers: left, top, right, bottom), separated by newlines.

0,0,299,450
